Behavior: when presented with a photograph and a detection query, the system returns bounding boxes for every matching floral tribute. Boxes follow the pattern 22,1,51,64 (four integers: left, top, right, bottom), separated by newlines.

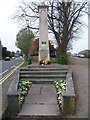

54,80,66,109
39,60,45,65
39,59,52,65
46,60,51,65
19,81,32,105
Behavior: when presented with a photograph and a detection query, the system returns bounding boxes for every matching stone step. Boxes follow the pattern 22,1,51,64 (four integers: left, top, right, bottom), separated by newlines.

20,78,65,84
20,74,66,79
20,67,68,71
20,70,67,75
27,64,68,68
14,116,62,120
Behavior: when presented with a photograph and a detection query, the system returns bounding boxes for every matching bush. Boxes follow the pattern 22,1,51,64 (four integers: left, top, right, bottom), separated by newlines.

31,52,38,56
46,60,51,64
82,52,87,58
57,53,68,65
50,58,57,63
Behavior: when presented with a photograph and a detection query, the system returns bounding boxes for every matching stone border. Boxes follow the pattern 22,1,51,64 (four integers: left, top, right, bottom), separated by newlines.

62,68,75,115
7,72,20,113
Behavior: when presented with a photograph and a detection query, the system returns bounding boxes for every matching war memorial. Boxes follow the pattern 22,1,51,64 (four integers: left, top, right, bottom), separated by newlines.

6,6,75,120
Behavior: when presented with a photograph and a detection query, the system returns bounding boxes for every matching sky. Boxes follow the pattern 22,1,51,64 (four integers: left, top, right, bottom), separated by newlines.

0,0,88,53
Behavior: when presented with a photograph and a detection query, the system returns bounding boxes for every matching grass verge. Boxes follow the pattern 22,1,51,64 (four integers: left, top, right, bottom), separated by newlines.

22,59,28,67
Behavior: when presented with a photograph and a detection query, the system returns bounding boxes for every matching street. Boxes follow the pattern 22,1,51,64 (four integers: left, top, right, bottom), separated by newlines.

0,58,23,79
0,58,23,117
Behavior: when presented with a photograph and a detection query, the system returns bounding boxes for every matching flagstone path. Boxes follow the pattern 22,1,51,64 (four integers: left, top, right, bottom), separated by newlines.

18,84,61,117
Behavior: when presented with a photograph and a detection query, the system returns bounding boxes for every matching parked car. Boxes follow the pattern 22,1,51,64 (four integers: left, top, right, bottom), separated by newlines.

72,53,78,57
78,54,84,58
50,53,56,58
12,57,15,60
5,57,10,61
20,56,23,59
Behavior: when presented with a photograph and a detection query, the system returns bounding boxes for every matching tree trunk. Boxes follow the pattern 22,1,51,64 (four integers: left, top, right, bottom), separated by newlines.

57,43,68,64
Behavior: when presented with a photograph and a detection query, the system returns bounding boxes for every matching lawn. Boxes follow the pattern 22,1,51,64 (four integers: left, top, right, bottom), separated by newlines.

22,59,28,67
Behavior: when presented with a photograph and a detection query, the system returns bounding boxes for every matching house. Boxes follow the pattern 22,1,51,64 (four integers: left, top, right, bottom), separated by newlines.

29,38,56,61
29,38,56,56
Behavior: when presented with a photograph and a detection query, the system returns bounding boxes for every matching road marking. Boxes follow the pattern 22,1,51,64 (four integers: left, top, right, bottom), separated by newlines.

16,61,23,66
16,62,20,65
11,65,16,68
0,61,24,85
0,69,8,76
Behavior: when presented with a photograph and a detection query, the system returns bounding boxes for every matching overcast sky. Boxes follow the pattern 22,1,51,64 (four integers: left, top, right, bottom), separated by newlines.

0,0,88,53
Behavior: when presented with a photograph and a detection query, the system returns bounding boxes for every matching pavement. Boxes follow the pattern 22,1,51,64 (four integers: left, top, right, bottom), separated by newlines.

68,57,88,118
2,69,20,115
18,84,60,117
1,60,23,120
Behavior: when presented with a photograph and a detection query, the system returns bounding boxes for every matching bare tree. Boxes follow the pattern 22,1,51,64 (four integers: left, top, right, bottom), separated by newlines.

13,0,87,63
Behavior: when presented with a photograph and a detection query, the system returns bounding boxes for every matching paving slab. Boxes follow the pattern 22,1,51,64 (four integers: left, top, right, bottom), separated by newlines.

18,84,61,117
25,94,57,105
18,104,60,116
28,84,57,95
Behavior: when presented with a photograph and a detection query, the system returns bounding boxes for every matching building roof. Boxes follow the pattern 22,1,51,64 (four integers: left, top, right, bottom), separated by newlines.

29,38,55,55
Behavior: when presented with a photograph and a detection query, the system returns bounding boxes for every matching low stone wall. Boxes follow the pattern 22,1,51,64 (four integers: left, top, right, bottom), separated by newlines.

62,68,75,115
7,73,20,113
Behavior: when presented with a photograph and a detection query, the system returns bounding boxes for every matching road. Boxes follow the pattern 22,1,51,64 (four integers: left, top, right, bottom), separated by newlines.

0,58,23,118
68,56,88,66
0,58,23,79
